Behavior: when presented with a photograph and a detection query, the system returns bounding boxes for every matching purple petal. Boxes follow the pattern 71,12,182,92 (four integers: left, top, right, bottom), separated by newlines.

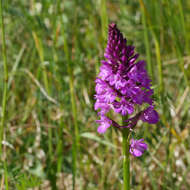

141,106,159,124
131,149,143,157
130,138,148,157
97,124,109,133
96,116,112,134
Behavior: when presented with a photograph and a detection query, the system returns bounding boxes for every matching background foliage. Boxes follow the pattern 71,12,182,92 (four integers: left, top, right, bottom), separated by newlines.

0,0,190,189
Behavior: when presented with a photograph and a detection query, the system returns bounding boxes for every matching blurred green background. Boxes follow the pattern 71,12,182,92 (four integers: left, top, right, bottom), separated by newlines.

0,0,190,189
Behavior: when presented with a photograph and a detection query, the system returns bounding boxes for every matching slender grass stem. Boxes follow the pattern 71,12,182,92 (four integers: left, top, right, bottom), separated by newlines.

69,66,79,190
56,118,64,173
100,0,108,42
139,0,164,93
32,32,49,93
62,25,79,190
177,0,189,52
165,0,190,88
139,0,153,79
52,0,63,179
122,116,130,190
32,31,53,163
122,128,130,190
4,161,8,190
0,0,8,157
176,49,190,87
154,37,163,93
0,1,9,189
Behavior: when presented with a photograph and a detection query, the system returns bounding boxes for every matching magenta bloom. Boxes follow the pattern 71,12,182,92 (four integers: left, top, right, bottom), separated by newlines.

96,116,112,134
94,23,159,157
130,139,148,157
94,23,159,133
140,106,159,124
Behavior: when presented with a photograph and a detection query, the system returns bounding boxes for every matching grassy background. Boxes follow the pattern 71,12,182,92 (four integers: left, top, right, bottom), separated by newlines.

0,0,190,189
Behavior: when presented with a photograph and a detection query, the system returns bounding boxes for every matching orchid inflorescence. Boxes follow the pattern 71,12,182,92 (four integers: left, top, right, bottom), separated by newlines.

94,23,159,157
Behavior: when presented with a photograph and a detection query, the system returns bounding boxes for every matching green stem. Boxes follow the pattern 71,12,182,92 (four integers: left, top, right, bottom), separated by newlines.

177,0,189,52
139,0,164,93
140,0,152,79
0,0,8,156
4,161,9,190
100,0,108,42
62,24,79,190
0,1,9,189
122,127,130,190
154,37,163,93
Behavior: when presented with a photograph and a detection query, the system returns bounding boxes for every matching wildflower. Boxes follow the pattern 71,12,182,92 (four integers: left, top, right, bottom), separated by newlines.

130,139,148,157
94,23,159,156
95,23,158,129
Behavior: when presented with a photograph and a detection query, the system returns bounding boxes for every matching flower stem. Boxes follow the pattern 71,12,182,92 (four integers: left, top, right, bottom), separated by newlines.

122,126,130,190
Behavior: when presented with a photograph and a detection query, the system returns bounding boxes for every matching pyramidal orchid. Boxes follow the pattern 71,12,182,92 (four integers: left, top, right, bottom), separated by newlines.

94,23,159,189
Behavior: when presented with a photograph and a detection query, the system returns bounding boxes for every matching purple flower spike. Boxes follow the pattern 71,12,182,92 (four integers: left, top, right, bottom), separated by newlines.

94,23,159,133
140,106,159,124
130,139,148,157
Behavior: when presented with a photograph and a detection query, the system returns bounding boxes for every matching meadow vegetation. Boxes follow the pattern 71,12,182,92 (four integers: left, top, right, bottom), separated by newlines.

0,0,190,189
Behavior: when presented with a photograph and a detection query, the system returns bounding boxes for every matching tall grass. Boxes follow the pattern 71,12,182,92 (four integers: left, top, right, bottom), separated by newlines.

139,0,153,79
0,0,190,189
0,0,9,189
62,5,79,188
0,0,8,156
